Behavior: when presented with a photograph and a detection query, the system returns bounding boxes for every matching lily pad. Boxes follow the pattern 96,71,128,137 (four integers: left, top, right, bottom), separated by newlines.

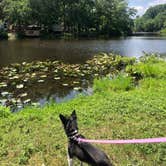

17,104,23,109
40,75,47,78
31,73,37,78
0,99,7,105
16,98,21,103
11,98,17,104
9,75,19,80
32,102,40,107
54,77,61,80
23,79,29,82
1,91,9,96
54,69,58,73
42,68,49,72
80,73,85,77
23,99,31,104
16,84,24,89
37,79,45,83
11,68,17,72
20,93,28,97
94,73,99,76
62,83,69,87
73,81,79,84
0,82,7,88
53,61,59,64
73,87,82,91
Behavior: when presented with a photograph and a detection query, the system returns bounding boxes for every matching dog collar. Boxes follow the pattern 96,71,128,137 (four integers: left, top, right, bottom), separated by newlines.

68,130,79,140
68,130,78,136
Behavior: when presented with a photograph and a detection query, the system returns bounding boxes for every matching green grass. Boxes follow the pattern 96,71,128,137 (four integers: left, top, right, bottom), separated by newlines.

0,56,166,166
93,74,134,92
126,58,166,79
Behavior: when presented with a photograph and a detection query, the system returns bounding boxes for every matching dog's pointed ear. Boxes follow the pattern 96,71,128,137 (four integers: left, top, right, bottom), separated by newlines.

71,110,77,119
59,114,67,125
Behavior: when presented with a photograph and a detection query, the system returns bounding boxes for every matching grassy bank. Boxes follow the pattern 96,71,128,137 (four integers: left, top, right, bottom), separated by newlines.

0,55,166,166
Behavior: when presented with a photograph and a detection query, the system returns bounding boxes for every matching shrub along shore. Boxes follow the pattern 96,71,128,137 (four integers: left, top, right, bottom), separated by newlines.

0,54,166,166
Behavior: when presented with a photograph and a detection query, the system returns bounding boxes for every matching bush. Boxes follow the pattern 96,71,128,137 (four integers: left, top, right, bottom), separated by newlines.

127,62,166,79
126,55,166,79
112,55,136,70
93,74,134,92
139,53,162,63
0,108,10,118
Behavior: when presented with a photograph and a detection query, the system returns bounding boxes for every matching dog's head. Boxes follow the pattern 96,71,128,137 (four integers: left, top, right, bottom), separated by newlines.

59,110,78,137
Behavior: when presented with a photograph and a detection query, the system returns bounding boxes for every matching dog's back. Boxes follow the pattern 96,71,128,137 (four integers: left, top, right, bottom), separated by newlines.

68,136,112,166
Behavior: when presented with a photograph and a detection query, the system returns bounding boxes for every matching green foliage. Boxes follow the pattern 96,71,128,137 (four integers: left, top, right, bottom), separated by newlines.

134,4,166,32
1,0,135,36
0,19,8,39
93,74,133,92
93,0,136,36
93,77,112,92
0,1,5,20
139,53,162,63
139,78,166,91
113,55,136,69
126,57,166,79
160,28,166,35
19,143,36,164
3,0,31,25
0,107,10,118
29,0,62,29
0,29,8,39
109,74,133,91
143,4,166,19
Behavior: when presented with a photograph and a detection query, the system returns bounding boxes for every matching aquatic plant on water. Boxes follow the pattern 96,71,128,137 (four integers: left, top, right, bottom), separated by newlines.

0,53,135,111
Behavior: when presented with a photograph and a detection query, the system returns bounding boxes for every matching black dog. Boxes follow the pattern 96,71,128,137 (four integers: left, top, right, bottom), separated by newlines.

59,110,112,166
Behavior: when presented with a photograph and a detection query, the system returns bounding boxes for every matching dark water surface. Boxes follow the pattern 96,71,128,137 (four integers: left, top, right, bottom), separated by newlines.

0,36,166,111
0,36,166,67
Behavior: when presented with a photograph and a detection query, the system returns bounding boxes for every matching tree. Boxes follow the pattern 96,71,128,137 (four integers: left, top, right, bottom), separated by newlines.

154,11,166,31
0,0,4,20
29,0,63,30
2,0,136,36
3,0,31,26
143,4,166,19
134,4,166,32
94,0,135,36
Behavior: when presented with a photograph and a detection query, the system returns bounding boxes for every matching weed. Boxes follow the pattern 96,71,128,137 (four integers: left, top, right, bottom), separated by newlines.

126,61,166,79
93,74,134,92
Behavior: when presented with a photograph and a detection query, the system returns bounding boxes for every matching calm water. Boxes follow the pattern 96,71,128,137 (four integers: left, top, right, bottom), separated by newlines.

0,36,166,67
0,36,166,111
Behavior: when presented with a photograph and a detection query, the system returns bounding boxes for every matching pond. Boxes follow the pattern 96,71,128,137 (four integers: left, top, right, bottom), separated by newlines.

0,36,166,68
0,36,166,111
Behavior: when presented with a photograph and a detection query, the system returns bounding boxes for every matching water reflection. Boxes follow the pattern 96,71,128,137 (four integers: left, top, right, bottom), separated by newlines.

0,36,166,67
